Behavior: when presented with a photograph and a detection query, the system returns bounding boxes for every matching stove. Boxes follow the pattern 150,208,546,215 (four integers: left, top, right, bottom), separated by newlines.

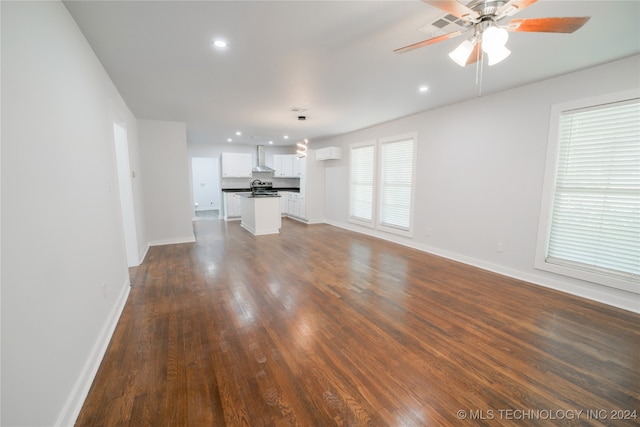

250,179,278,197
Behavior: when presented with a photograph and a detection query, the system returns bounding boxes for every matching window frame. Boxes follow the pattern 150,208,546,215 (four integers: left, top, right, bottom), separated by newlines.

535,89,640,294
348,133,417,238
376,133,417,237
348,140,377,228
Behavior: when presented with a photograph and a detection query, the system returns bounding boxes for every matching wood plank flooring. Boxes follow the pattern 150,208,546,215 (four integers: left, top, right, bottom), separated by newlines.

76,218,640,426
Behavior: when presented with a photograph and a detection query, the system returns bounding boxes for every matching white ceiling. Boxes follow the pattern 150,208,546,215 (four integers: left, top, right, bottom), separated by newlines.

63,0,640,146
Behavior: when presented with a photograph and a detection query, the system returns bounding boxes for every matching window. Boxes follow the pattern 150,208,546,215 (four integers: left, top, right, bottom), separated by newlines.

349,142,376,225
349,134,416,236
379,137,415,232
536,91,640,293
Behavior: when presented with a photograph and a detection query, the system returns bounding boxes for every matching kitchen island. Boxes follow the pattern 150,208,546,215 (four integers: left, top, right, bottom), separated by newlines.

239,194,281,236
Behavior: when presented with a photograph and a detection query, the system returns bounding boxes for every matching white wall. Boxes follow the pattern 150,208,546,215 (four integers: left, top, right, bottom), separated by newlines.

138,119,195,246
1,1,139,425
320,55,640,313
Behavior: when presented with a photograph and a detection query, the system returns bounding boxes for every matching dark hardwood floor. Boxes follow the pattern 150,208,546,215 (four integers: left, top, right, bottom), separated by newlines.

76,218,640,426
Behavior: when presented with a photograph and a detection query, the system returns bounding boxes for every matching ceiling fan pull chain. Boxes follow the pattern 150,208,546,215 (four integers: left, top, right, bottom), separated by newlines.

476,49,484,97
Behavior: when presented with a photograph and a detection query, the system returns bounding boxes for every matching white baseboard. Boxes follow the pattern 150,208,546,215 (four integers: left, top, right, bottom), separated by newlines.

285,216,323,224
55,280,131,426
148,234,196,247
139,243,150,264
324,219,640,314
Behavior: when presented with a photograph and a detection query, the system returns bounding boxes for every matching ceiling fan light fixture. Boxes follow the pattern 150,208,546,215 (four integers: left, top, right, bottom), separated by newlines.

481,25,510,66
481,26,509,53
487,45,511,66
448,38,475,67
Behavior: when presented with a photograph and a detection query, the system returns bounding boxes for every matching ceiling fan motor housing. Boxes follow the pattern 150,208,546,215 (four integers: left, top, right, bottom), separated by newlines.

468,0,512,22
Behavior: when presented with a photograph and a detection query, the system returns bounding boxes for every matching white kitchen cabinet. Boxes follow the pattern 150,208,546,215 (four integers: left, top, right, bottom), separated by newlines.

315,146,342,161
273,154,301,177
287,192,300,218
282,155,294,177
223,192,246,220
299,195,306,219
292,156,301,177
278,191,289,214
273,155,284,176
221,152,252,177
298,156,306,177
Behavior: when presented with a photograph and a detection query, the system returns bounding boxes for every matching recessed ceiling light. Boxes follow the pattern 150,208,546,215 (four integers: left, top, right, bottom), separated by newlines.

213,40,227,48
235,131,241,136
227,138,232,142
269,141,273,144
419,86,429,93
283,135,289,139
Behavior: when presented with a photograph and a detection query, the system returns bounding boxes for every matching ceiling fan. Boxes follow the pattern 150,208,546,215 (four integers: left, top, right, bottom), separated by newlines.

394,0,590,67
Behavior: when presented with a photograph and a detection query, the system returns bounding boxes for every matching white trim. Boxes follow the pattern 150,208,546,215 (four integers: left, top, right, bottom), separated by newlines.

147,235,196,247
139,243,150,265
376,132,417,238
55,281,131,427
348,134,418,237
240,223,280,236
285,216,324,225
305,219,324,225
324,219,640,314
348,139,377,227
535,89,640,294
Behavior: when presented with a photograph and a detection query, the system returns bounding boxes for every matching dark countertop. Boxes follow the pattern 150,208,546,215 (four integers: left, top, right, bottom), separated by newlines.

237,193,281,198
221,187,299,193
221,188,251,192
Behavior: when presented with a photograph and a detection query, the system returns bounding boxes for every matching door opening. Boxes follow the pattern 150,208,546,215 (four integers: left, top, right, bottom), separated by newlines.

191,157,220,219
113,123,139,266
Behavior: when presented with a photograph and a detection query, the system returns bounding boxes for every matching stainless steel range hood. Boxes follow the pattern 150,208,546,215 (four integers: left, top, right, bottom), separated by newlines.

252,145,275,173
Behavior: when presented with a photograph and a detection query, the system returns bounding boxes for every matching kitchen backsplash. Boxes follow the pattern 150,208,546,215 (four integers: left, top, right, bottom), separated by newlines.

221,176,300,189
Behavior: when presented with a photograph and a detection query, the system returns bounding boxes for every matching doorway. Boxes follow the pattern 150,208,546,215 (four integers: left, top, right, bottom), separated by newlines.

113,123,140,266
191,157,220,219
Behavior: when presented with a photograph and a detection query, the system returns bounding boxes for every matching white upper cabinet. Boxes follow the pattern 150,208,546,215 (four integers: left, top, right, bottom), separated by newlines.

221,152,252,177
273,154,301,177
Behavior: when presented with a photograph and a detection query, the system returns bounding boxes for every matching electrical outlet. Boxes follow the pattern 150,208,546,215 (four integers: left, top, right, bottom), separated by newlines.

496,242,504,253
101,283,108,298
426,227,432,237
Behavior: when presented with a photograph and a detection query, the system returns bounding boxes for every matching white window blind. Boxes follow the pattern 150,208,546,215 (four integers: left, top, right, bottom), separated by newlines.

379,138,414,231
350,144,375,223
547,98,640,280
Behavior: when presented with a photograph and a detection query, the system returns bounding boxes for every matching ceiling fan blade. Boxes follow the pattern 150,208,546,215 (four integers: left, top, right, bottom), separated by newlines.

507,17,591,33
496,0,538,17
465,40,481,66
422,1,479,22
394,30,462,54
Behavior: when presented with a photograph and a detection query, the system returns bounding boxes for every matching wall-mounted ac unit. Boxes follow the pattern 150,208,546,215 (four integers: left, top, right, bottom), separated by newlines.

315,147,342,161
